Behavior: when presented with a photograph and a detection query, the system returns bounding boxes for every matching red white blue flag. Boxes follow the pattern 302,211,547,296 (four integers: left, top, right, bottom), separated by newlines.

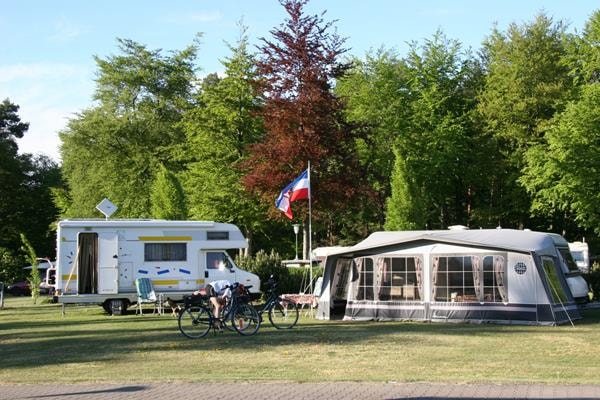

275,169,310,219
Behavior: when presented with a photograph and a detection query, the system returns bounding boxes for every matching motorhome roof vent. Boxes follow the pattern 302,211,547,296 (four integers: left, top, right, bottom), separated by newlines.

448,225,468,230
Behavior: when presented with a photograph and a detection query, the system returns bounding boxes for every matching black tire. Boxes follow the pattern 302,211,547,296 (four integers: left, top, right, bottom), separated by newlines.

178,305,212,339
230,303,260,336
268,298,299,329
102,300,113,315
102,299,129,315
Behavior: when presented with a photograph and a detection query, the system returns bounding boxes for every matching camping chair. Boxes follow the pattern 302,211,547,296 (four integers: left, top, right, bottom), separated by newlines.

135,277,160,315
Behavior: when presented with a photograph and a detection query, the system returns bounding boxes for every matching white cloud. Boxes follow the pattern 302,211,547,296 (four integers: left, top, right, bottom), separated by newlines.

16,106,73,161
420,7,468,18
189,11,223,23
162,10,223,24
0,62,95,162
0,63,84,84
48,16,85,43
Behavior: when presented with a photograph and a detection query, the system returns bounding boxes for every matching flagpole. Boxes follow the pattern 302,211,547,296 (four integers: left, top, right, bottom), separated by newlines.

308,160,313,297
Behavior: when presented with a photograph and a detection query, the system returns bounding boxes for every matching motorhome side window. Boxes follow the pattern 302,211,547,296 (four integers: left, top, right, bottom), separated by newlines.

144,243,187,262
206,251,233,270
207,231,229,240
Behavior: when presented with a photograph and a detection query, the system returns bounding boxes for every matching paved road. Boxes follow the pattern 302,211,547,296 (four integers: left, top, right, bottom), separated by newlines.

1,382,600,400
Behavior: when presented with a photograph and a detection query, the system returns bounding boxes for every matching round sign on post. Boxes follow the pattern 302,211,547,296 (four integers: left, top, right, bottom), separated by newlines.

96,198,118,219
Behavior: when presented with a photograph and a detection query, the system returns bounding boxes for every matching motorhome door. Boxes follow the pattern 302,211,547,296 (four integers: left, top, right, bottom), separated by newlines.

97,232,119,294
202,251,236,283
77,232,98,294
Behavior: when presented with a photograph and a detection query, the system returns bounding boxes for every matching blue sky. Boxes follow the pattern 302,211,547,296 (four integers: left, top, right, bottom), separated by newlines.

1,1,597,162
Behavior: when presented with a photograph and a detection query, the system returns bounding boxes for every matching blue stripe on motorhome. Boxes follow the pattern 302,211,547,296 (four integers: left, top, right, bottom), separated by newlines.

138,269,148,274
157,269,169,275
179,268,191,274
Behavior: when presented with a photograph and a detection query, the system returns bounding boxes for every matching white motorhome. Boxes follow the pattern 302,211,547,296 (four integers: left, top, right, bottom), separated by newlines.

568,241,590,273
55,219,260,314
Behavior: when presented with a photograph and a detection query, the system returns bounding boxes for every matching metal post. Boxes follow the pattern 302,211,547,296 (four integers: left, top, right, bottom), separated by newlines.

307,161,313,296
293,224,300,260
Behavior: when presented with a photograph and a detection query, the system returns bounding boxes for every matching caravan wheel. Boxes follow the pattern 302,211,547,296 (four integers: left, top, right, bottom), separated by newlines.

102,299,130,315
102,300,112,315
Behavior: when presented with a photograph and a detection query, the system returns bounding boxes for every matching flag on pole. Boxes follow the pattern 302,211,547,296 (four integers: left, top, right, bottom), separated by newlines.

275,169,310,219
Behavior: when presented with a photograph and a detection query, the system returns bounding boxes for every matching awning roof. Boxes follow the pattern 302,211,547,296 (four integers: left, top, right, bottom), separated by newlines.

327,229,562,257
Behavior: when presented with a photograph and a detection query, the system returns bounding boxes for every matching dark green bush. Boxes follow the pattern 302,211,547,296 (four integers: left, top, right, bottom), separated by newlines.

0,247,26,284
235,250,322,298
585,262,600,301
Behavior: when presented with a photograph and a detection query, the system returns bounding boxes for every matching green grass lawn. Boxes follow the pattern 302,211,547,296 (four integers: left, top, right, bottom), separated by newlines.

1,296,599,384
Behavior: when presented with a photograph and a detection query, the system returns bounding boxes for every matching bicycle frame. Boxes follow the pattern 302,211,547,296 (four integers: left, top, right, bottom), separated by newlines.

178,282,261,338
253,278,299,329
256,289,280,316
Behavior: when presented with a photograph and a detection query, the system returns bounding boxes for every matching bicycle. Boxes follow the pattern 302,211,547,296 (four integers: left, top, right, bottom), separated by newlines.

178,282,261,339
255,276,299,329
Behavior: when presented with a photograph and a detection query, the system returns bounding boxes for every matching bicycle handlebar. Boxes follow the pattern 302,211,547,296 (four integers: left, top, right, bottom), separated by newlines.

225,282,253,292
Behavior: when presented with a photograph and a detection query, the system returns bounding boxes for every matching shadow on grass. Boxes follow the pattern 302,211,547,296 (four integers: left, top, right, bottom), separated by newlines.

2,304,599,372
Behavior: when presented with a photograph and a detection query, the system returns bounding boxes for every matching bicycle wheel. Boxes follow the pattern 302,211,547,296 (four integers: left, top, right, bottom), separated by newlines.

217,302,236,332
230,303,260,336
268,298,299,329
178,305,212,339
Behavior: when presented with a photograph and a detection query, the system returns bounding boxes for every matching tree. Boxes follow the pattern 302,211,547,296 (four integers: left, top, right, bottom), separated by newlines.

60,39,198,217
20,234,40,304
0,247,24,285
150,164,187,220
0,99,30,252
338,31,486,231
563,10,600,87
477,14,575,229
0,100,61,284
0,98,29,142
521,12,600,235
242,0,367,245
336,50,412,229
384,149,425,230
522,84,600,234
181,26,266,253
21,155,63,256
402,32,486,229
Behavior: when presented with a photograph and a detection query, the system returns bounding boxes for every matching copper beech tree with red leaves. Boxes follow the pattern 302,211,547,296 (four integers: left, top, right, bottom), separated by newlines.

242,0,366,232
